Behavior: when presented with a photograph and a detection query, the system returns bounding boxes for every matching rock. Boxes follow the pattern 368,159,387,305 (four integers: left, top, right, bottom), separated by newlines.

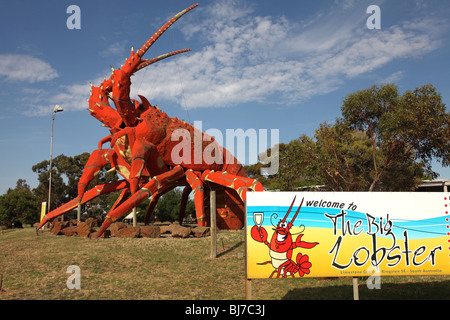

159,225,172,234
60,225,78,236
57,221,67,228
85,217,99,228
192,226,210,238
110,222,127,237
170,225,191,238
159,224,192,238
76,222,95,237
140,226,161,238
89,230,110,239
49,220,77,236
63,220,73,228
115,227,141,238
50,221,63,235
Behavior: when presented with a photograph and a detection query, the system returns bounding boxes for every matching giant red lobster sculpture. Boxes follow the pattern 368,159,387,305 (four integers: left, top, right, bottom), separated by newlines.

38,4,264,236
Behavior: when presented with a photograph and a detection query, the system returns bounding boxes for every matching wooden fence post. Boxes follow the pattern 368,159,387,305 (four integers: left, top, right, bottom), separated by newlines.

210,190,217,258
132,207,137,227
77,203,81,225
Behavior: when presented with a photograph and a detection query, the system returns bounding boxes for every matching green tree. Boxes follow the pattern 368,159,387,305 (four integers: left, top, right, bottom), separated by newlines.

32,157,66,212
274,139,318,191
32,153,118,218
154,188,195,223
247,124,375,191
247,83,447,192
309,122,372,191
307,121,425,191
244,162,272,188
0,179,39,227
341,83,450,191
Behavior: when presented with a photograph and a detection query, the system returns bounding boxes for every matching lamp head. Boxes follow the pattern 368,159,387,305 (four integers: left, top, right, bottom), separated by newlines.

53,105,64,114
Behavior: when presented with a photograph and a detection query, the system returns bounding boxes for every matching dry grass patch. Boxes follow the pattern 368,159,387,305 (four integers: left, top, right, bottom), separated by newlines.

1,227,450,300
0,227,246,300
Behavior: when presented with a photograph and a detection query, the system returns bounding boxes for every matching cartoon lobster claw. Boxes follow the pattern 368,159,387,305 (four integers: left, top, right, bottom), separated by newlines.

251,197,319,278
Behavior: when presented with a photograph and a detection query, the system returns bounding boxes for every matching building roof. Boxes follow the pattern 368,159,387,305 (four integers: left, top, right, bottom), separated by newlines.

418,179,450,187
417,179,450,192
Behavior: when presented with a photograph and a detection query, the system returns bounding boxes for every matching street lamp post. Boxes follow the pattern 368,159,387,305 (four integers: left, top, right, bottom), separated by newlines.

48,105,64,217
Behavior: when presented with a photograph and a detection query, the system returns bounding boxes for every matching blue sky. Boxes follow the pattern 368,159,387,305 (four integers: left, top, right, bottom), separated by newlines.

1,0,450,194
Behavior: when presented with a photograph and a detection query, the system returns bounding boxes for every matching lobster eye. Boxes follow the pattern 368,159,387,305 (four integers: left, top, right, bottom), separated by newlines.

281,221,287,229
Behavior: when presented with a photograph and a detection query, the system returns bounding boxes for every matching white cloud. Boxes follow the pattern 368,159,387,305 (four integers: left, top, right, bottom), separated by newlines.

0,54,58,83
99,41,128,58
25,1,446,116
314,21,441,79
379,70,405,84
334,0,358,10
23,82,91,116
128,2,444,109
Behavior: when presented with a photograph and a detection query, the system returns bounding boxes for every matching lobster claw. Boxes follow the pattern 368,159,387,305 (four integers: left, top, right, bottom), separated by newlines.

251,225,268,243
295,234,319,249
109,4,198,128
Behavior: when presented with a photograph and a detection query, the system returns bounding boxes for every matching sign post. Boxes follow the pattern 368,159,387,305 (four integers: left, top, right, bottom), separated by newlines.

353,278,359,300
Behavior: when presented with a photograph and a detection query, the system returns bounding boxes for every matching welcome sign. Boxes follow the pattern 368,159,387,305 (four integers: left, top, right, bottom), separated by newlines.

246,192,450,279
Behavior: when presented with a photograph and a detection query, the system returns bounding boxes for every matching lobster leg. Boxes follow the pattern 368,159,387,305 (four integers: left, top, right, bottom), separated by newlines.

178,185,192,225
277,261,290,278
145,181,188,225
128,138,170,195
97,166,186,236
202,171,264,202
186,169,207,226
143,184,176,225
110,188,131,212
129,139,155,195
284,263,295,278
38,180,128,229
77,148,114,200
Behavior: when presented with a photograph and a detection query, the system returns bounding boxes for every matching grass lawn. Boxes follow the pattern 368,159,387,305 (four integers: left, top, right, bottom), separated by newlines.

1,226,450,300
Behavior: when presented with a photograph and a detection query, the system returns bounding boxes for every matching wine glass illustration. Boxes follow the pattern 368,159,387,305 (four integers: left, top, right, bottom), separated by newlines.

253,212,264,229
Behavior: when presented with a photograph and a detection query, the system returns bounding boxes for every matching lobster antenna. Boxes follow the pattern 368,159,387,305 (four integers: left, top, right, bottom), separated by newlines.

289,197,304,225
136,49,192,71
136,4,199,58
281,196,296,224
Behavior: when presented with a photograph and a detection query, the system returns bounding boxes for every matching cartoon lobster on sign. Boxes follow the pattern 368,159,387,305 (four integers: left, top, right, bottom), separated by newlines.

37,4,264,235
251,197,319,278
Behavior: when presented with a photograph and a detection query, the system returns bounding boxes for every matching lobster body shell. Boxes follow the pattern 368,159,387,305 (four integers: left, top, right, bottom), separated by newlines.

38,3,263,234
